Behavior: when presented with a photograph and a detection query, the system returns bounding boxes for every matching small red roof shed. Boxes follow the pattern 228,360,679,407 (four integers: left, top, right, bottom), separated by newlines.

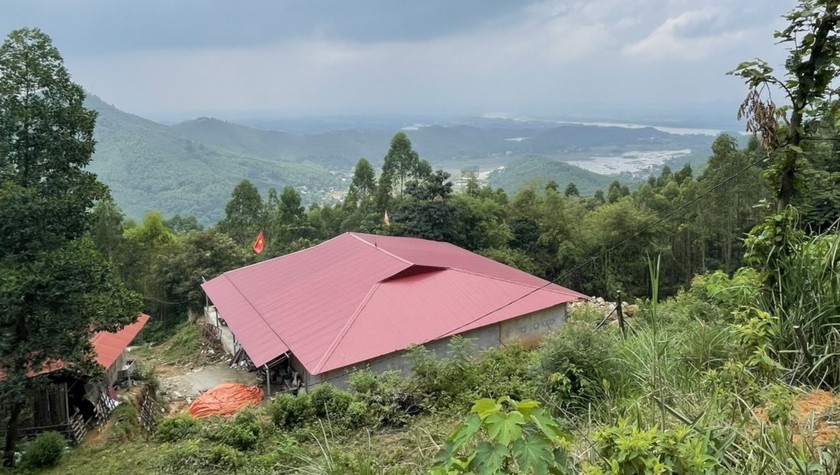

92,314,150,371
0,314,150,380
202,233,585,376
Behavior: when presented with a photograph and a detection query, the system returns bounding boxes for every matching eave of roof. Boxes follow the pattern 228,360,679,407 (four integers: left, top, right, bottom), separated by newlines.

202,233,587,374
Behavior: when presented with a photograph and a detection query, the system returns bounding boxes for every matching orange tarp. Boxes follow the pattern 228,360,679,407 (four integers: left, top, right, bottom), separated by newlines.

188,383,264,419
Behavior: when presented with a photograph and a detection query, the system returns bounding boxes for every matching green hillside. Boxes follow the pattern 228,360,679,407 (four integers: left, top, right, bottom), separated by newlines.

84,96,716,225
86,96,342,224
488,155,629,195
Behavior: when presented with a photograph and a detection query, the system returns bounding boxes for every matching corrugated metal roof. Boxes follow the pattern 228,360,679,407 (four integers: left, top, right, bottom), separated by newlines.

202,233,586,374
0,314,151,381
92,314,151,370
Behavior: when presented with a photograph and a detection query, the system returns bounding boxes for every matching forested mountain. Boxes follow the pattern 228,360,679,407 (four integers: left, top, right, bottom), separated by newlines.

86,96,343,224
85,95,723,224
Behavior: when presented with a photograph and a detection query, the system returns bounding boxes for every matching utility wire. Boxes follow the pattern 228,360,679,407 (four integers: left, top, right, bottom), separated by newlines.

444,152,768,337
315,153,768,385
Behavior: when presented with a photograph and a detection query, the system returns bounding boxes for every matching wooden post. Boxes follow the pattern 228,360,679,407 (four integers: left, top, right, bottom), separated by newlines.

616,291,626,338
793,325,814,369
63,383,70,426
265,365,271,398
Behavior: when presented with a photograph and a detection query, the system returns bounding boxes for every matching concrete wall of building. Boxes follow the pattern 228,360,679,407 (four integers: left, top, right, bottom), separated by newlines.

207,301,568,391
205,306,237,356
305,303,567,390
499,304,567,348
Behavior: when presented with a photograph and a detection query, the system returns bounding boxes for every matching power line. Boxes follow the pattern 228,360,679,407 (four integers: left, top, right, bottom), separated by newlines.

442,152,768,338
315,153,768,385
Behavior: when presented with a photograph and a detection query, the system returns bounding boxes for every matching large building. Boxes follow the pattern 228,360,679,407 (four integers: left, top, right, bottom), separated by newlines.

202,233,585,390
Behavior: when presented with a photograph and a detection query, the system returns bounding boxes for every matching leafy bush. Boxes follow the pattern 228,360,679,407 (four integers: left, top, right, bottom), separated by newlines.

567,302,607,324
408,336,482,409
110,402,140,442
529,320,619,410
19,431,65,469
309,384,354,422
156,413,201,442
474,343,537,402
589,421,719,474
269,393,313,429
135,362,160,396
348,370,412,427
201,410,264,451
203,421,260,451
250,433,304,471
430,397,573,474
675,320,734,372
158,439,243,474
690,268,763,312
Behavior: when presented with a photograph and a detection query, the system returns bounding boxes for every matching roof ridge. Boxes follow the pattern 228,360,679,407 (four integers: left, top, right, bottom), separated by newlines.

226,233,354,275
445,267,560,290
221,274,293,362
348,232,414,265
313,281,385,374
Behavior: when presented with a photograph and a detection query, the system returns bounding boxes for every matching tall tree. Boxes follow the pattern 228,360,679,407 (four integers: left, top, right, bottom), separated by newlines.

0,28,141,465
217,179,264,247
381,132,421,197
698,135,767,270
89,196,125,264
732,0,840,209
345,157,377,211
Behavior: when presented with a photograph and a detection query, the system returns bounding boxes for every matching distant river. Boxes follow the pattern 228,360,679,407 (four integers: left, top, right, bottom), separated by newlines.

566,121,727,137
566,149,692,176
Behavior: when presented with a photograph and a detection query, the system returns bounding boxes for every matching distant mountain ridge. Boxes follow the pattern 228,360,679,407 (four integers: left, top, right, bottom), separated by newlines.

84,95,719,224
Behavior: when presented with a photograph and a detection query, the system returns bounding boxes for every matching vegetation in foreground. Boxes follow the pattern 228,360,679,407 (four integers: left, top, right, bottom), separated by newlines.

3,0,840,472
27,239,840,473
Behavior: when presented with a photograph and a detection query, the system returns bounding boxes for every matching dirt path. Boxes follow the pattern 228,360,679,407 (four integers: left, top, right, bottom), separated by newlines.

158,361,258,403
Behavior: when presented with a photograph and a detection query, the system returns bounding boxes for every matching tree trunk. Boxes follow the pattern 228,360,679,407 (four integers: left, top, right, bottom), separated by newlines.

3,402,22,467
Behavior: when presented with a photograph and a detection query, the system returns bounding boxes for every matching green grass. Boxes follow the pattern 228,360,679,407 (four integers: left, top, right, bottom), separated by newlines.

26,277,840,474
41,441,160,475
129,322,205,368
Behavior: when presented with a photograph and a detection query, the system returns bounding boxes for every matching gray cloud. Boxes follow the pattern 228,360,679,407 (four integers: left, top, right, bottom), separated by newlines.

1,0,795,121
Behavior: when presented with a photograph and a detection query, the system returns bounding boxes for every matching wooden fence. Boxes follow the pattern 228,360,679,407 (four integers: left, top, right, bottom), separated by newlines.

138,392,163,432
68,412,87,444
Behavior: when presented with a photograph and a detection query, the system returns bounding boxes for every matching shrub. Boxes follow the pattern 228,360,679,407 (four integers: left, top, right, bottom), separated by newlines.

690,268,762,312
156,413,201,442
408,336,482,409
251,433,302,470
110,402,140,442
347,369,381,395
158,439,243,474
590,421,719,474
203,421,260,451
430,397,573,474
675,320,734,372
348,370,412,427
309,384,354,421
474,343,538,401
269,393,312,429
135,362,160,396
19,431,65,469
198,410,265,451
529,320,619,410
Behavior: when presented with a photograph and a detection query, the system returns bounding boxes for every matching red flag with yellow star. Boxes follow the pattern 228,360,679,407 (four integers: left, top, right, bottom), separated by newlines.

252,230,266,254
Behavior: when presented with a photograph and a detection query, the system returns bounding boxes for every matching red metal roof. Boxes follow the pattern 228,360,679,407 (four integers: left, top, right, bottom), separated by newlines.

91,314,151,371
0,314,151,380
202,233,586,374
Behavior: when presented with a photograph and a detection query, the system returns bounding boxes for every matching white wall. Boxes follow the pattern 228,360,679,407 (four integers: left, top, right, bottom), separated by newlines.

205,306,237,356
209,302,568,390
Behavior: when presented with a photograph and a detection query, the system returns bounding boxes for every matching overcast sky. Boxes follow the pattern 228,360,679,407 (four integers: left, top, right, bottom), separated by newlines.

2,0,794,123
